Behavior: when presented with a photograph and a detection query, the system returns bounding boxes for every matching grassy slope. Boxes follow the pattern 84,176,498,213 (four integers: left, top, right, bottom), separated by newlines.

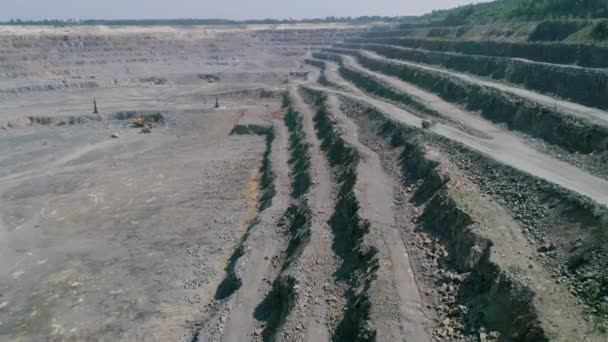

396,0,608,45
404,0,608,26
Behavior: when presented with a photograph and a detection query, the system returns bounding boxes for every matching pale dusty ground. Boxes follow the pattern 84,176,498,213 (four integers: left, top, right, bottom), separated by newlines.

311,57,608,206
0,110,266,341
3,20,606,342
357,48,608,127
327,94,431,342
0,24,308,341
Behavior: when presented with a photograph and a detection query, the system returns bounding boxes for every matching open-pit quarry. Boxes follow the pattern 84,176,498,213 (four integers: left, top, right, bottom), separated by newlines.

1,21,608,342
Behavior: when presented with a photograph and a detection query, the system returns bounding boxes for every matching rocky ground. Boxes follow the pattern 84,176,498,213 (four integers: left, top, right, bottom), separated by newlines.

1,21,608,342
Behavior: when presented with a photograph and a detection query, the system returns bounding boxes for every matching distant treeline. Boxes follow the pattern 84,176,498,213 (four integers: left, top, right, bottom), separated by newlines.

0,16,400,27
401,0,608,27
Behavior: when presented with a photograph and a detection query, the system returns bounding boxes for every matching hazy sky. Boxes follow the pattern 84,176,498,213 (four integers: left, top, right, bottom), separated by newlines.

1,0,490,21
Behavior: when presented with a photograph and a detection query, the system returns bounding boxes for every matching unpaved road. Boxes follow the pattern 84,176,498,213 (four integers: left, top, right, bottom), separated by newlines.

348,42,600,71
284,87,342,342
3,22,608,342
341,54,504,133
0,26,310,342
357,49,608,127
220,120,292,342
327,94,431,342
306,64,608,207
0,110,265,341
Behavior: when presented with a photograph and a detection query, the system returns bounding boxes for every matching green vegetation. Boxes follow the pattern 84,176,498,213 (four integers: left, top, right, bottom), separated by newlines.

527,20,588,41
402,0,608,27
591,20,608,39
600,216,608,240
368,19,608,46
509,0,608,20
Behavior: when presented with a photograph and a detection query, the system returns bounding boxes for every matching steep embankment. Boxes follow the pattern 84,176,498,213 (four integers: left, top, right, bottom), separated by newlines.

217,119,292,342
302,88,380,341
346,36,608,68
337,41,608,111
306,54,608,208
318,48,608,156
314,51,607,177
255,92,315,341
337,94,607,341
365,18,608,45
272,87,343,342
191,117,291,342
322,91,432,342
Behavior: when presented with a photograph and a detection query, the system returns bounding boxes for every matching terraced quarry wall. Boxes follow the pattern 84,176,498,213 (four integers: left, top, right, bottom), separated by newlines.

336,95,608,341
3,20,608,342
305,90,379,341
315,49,608,156
337,42,608,111
347,36,608,68
302,21,608,339
364,19,608,44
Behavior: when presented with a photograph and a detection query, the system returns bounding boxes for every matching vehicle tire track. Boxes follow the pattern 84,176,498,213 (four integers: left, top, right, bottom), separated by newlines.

276,86,344,342
218,120,292,342
355,47,608,127
304,58,608,207
326,93,431,342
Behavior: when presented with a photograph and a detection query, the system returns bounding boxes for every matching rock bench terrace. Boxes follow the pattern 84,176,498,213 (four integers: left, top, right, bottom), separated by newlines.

2,3,608,341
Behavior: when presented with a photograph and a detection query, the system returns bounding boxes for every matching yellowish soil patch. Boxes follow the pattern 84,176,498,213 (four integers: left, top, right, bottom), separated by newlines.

271,108,285,120
142,166,261,339
193,167,261,309
241,168,261,229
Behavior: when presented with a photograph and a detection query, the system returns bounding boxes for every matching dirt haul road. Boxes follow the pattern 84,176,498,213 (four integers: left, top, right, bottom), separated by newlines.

326,94,431,342
2,22,608,342
357,49,608,128
0,24,359,341
307,58,608,207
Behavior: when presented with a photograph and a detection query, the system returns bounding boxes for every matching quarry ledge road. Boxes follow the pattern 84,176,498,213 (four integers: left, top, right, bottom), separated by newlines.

302,83,608,208
354,48,608,128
